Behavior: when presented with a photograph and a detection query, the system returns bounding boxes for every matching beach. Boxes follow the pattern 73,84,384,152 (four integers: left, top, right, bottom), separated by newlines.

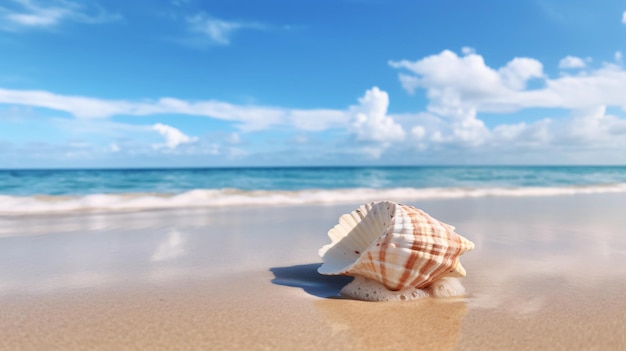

1,193,626,350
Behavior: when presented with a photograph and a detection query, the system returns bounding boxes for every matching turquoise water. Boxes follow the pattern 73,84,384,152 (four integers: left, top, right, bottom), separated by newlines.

1,166,625,214
2,166,626,196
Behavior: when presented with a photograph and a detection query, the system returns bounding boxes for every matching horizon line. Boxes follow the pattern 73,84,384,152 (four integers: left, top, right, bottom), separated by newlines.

1,164,625,171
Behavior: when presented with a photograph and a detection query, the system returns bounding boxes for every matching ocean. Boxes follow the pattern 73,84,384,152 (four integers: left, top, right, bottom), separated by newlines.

1,166,626,215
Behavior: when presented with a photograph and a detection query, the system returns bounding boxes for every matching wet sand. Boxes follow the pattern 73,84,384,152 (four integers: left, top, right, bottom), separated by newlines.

1,194,626,350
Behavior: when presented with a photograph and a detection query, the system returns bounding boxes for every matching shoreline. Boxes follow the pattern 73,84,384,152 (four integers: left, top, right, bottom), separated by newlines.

2,194,626,349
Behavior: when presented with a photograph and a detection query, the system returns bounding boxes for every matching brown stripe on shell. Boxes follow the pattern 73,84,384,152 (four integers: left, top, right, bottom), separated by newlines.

399,207,444,289
413,208,465,288
420,234,463,287
366,251,377,275
421,219,457,286
408,207,442,288
433,221,467,283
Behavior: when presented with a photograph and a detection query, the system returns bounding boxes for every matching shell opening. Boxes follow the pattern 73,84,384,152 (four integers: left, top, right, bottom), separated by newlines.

318,201,397,275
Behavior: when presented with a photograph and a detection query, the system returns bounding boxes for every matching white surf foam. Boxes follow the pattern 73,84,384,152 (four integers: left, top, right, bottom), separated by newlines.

1,183,626,215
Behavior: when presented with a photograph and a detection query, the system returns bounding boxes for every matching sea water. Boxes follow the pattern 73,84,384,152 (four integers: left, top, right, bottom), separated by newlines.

1,166,625,214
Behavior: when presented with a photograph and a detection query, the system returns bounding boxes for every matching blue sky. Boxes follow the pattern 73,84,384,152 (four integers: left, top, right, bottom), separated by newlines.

1,0,626,168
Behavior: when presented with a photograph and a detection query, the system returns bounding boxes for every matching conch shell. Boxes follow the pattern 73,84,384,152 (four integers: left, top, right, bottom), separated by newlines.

318,201,474,301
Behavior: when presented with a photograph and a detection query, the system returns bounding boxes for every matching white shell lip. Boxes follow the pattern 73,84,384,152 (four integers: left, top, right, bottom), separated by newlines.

318,201,398,275
318,201,474,291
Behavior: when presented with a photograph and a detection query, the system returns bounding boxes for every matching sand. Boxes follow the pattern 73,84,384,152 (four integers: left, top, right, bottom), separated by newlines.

1,194,626,350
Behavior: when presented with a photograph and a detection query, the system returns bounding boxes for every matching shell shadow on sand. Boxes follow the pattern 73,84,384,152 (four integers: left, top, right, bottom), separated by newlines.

270,263,353,298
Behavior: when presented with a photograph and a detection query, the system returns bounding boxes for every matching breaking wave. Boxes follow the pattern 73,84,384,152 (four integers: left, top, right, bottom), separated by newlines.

2,183,626,215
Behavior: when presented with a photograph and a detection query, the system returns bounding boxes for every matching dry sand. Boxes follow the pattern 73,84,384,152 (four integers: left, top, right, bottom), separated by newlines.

1,194,626,350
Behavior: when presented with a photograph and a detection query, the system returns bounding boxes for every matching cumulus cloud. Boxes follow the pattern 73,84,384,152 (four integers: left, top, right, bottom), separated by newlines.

622,11,626,24
350,87,405,143
345,87,406,158
389,49,626,113
558,55,586,69
6,44,626,164
491,119,552,147
557,106,626,143
389,49,626,160
152,123,197,149
395,106,626,164
411,125,425,140
185,13,263,46
390,50,544,110
499,57,545,89
0,0,120,31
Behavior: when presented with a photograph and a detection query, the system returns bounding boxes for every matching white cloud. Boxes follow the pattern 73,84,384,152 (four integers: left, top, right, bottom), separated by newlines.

391,50,500,96
449,114,489,146
615,51,623,64
6,44,626,165
411,125,425,140
185,13,263,45
554,106,626,143
558,55,586,69
622,11,626,24
461,46,476,55
491,119,552,147
152,123,197,149
389,49,626,159
0,88,279,130
395,106,626,162
498,57,544,90
350,87,405,143
0,0,120,31
288,109,349,131
0,88,130,118
389,49,626,114
396,73,420,95
0,88,353,132
389,50,544,111
52,117,151,137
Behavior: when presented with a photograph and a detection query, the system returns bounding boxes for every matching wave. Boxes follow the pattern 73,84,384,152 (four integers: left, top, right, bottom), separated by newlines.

2,183,626,215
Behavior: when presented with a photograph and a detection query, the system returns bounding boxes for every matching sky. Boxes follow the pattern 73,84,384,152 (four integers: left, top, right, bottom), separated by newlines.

1,0,626,168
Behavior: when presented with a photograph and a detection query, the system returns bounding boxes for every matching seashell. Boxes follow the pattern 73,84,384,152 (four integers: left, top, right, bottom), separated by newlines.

318,201,474,300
